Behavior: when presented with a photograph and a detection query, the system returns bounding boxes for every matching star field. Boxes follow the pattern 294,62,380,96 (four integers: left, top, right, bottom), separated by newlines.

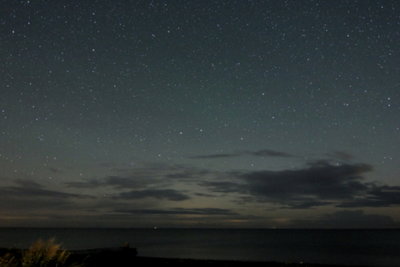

0,0,399,228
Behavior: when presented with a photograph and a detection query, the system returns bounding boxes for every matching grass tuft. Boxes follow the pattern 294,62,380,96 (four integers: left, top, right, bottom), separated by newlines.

0,239,83,267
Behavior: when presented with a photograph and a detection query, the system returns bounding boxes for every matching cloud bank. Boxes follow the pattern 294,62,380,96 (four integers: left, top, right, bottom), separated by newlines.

1,158,400,228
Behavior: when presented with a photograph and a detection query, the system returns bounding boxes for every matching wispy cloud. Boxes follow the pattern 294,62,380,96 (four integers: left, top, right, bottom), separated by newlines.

115,208,238,216
0,179,90,199
66,175,153,189
327,151,355,161
66,163,211,189
115,189,190,201
190,149,294,159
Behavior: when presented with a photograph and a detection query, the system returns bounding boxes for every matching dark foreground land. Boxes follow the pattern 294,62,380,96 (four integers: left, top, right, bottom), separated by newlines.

71,247,369,267
0,247,368,267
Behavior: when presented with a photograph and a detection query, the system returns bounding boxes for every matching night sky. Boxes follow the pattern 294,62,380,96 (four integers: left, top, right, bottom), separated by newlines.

1,0,400,228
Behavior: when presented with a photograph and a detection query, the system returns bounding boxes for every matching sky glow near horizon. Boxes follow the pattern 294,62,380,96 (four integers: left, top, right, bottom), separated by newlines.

1,0,400,228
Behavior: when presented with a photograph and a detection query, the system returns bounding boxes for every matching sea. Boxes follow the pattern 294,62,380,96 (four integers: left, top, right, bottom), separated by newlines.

0,228,399,267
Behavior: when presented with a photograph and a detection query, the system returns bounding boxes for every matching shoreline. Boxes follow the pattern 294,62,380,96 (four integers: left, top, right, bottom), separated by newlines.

130,256,367,267
1,247,369,267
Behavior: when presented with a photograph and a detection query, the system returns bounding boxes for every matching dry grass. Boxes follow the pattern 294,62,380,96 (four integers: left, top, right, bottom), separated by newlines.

0,239,82,267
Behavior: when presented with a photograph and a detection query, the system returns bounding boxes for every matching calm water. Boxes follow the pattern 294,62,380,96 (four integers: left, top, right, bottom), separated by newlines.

0,228,399,267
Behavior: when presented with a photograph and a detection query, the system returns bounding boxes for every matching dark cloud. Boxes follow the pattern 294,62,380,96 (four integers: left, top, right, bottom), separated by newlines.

115,208,238,216
190,149,294,159
200,181,246,194
189,153,241,159
292,210,400,229
282,200,332,209
194,192,216,197
248,149,294,158
66,179,103,188
240,161,372,206
338,185,400,208
115,189,190,201
0,179,92,213
202,161,400,209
